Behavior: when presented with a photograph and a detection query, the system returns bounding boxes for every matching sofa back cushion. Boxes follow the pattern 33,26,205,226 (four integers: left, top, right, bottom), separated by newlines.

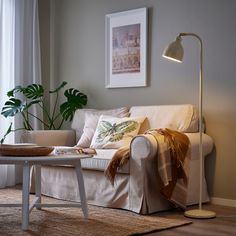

71,107,129,142
129,104,198,133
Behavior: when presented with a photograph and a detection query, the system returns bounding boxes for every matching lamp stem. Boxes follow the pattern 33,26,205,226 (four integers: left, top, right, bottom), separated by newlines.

199,35,203,211
179,33,203,210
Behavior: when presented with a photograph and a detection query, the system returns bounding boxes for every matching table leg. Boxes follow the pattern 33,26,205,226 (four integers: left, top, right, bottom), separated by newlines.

35,165,41,209
22,161,30,230
75,161,88,219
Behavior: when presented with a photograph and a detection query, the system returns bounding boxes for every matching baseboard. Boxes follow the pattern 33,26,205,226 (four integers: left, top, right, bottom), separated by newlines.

211,197,236,208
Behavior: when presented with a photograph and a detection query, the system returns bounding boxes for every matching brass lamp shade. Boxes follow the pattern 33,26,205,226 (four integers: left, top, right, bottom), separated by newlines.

162,36,183,63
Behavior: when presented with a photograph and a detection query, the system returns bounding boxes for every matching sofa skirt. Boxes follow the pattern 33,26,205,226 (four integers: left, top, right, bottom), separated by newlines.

31,165,131,210
30,155,210,214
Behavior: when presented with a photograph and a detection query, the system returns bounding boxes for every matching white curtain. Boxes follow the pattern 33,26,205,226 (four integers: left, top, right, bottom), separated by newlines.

0,0,42,188
14,0,42,132
0,0,15,188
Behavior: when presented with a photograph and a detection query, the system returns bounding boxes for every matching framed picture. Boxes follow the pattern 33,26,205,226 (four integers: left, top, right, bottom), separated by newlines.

105,8,147,88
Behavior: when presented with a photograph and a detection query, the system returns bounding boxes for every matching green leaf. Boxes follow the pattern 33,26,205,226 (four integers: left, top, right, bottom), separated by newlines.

96,120,138,143
60,88,87,121
49,81,67,93
1,98,27,117
0,123,13,144
97,121,112,133
7,86,24,97
109,133,124,142
23,84,44,99
115,120,138,133
96,121,113,142
64,88,87,105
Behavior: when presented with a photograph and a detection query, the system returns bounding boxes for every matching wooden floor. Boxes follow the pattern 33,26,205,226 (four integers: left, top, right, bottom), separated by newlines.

149,204,236,236
3,186,236,235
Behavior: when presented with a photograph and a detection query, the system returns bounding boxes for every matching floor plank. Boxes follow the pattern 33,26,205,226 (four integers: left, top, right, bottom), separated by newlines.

148,204,236,236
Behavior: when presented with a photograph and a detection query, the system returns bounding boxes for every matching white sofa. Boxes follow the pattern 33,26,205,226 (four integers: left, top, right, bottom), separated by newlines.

28,104,214,214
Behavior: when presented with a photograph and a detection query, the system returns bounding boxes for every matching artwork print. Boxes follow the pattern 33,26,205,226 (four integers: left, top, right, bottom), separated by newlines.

112,24,140,74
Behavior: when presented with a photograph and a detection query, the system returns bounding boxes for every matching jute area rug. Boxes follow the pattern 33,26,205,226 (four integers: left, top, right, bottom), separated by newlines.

0,188,191,236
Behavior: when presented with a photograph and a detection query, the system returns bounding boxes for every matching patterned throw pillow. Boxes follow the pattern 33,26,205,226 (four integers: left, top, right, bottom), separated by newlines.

76,109,129,148
90,115,146,149
72,107,129,141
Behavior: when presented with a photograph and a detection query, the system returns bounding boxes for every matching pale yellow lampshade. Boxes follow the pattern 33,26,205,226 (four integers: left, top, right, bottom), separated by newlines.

162,36,184,63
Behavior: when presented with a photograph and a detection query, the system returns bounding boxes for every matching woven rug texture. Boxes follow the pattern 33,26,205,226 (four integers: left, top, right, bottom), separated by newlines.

0,188,191,236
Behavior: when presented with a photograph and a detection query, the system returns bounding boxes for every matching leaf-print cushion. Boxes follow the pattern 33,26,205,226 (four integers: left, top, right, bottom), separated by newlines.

76,109,130,148
90,115,146,149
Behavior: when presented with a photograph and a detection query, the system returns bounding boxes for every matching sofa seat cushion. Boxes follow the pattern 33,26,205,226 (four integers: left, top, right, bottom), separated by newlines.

80,149,130,174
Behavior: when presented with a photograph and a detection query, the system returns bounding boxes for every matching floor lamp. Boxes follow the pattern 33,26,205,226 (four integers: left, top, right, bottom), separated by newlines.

162,33,216,219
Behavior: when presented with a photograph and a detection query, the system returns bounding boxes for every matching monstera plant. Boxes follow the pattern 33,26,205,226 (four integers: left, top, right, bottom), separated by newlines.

0,81,87,144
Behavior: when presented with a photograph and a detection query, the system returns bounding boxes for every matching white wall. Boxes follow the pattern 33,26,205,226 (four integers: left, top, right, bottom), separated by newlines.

39,0,236,202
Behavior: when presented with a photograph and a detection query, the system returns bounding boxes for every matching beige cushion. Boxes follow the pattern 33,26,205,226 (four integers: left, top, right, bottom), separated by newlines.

71,107,129,143
129,104,198,133
90,115,146,149
76,113,100,147
23,130,76,146
81,149,129,174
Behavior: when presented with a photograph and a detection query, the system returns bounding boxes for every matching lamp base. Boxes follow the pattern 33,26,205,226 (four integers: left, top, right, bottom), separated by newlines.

184,209,216,219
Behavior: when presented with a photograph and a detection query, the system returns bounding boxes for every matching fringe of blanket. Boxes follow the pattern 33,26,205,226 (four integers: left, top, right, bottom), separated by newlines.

146,129,189,202
104,145,130,185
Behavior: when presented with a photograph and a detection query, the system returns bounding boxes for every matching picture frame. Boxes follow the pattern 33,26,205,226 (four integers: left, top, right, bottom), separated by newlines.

105,8,147,88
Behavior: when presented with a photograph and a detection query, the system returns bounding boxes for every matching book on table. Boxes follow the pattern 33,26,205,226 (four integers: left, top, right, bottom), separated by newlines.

53,146,96,156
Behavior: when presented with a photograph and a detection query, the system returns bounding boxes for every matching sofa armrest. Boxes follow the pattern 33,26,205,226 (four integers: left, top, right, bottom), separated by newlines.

22,130,76,146
128,132,214,213
130,132,213,160
130,134,158,161
185,133,214,160
129,134,160,213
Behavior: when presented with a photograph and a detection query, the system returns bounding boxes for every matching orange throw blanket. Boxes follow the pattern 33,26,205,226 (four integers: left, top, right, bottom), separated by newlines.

104,128,190,208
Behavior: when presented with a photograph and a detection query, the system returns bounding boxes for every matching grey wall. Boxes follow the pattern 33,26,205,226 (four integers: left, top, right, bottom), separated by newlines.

38,0,51,123
39,0,236,201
